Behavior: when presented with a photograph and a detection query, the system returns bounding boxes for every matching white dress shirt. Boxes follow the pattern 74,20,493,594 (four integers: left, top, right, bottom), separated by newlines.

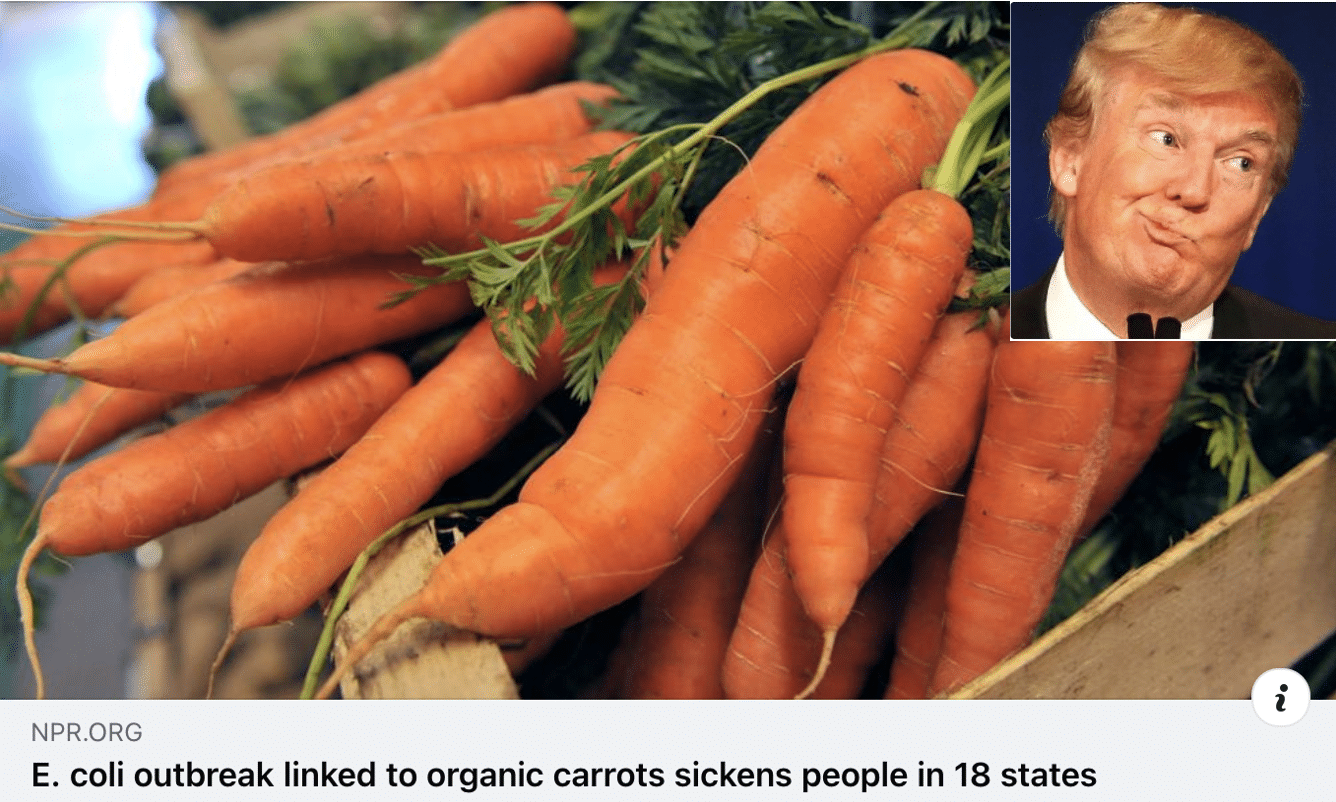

1044,254,1214,340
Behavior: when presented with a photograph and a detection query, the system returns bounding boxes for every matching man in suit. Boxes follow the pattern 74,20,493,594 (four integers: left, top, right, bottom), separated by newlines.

1012,3,1336,340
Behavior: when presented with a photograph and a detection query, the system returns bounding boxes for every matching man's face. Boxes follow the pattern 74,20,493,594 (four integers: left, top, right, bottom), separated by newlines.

1052,67,1280,321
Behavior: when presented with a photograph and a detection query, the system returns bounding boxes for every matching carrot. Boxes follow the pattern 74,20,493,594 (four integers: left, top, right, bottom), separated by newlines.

225,301,572,641
16,350,412,698
288,81,620,168
1,233,218,344
1,254,475,393
720,518,818,698
3,382,191,470
720,515,905,700
615,417,775,699
929,320,1117,696
19,132,635,265
719,308,997,698
806,555,905,700
164,131,637,263
782,187,971,674
1077,341,1195,539
884,496,964,700
152,2,577,194
313,49,975,700
0,162,263,345
866,309,998,564
224,259,636,649
108,257,256,318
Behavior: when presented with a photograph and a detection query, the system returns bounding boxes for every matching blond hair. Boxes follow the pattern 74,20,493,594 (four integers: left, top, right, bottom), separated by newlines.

1046,3,1303,231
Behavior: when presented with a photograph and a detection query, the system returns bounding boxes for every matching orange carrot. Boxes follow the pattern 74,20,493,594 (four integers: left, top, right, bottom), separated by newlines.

866,309,998,565
226,305,571,639
1077,340,1194,538
153,3,578,194
226,258,639,643
720,517,818,699
884,496,964,700
108,257,256,318
806,556,905,700
33,351,410,557
3,382,191,470
929,323,1117,696
314,49,975,700
1,254,475,393
289,81,619,167
16,350,412,698
782,187,971,669
1,234,218,344
615,419,775,699
720,515,905,700
165,131,635,263
84,81,616,323
719,309,996,698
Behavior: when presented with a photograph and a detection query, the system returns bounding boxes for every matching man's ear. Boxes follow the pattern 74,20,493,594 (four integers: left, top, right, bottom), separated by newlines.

1049,137,1082,198
1242,197,1272,251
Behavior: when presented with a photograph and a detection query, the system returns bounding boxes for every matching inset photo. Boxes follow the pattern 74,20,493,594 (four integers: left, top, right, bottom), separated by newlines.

1011,2,1336,340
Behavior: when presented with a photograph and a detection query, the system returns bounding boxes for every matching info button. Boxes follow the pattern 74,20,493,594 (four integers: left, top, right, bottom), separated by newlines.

1250,668,1310,726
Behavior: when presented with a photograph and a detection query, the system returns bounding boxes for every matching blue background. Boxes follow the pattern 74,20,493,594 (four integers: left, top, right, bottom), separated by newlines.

1011,2,1336,322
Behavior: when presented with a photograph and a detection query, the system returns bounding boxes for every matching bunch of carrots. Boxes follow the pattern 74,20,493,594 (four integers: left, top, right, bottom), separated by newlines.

1,3,1192,701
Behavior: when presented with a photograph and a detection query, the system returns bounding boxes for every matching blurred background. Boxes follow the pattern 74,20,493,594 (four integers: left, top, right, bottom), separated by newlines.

1,0,163,702
0,2,160,248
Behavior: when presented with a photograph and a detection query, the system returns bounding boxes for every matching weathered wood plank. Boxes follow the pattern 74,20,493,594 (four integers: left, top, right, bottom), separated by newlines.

957,440,1336,699
332,523,519,700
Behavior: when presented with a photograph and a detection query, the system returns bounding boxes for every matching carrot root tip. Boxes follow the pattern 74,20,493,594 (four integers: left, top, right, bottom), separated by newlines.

0,352,67,376
16,532,51,699
793,628,838,700
206,628,240,700
314,607,411,700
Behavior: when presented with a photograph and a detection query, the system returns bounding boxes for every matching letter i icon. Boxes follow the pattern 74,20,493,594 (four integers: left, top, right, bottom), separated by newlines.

1251,669,1309,726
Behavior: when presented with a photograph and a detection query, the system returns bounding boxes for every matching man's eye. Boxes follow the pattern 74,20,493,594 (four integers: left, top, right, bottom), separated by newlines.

1229,155,1254,172
1151,131,1176,147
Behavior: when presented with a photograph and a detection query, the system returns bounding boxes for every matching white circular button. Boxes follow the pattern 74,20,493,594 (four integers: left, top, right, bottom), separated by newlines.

1251,668,1310,726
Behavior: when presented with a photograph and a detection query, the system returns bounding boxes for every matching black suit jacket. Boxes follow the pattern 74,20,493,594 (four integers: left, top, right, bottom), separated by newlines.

1010,267,1336,340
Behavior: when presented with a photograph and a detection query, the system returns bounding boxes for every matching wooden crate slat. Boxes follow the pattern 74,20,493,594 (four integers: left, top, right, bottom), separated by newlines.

956,439,1336,699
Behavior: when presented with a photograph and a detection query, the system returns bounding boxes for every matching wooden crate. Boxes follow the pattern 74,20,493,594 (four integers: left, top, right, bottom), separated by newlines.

956,439,1336,699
